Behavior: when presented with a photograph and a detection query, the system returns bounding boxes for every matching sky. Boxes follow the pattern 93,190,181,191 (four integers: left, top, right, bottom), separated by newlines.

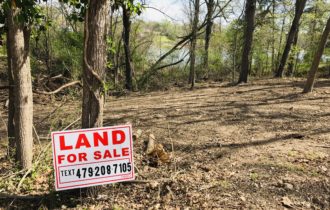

140,0,185,22
140,0,245,24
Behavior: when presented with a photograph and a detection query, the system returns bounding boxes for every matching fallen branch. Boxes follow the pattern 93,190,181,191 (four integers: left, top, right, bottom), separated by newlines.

0,193,43,200
153,59,185,72
125,178,172,184
32,125,41,146
62,117,81,131
48,74,69,81
34,80,81,95
36,101,67,127
312,145,330,148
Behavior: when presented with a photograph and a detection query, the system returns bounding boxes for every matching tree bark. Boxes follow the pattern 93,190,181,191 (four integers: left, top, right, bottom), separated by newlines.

303,16,330,93
275,16,286,71
238,0,256,84
287,28,299,76
6,26,15,157
82,0,108,129
189,0,200,89
275,0,307,78
122,1,134,91
8,3,33,170
271,0,275,73
82,0,109,197
203,0,215,75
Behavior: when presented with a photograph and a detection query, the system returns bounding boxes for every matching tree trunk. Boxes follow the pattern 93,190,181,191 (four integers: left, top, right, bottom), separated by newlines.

271,0,275,73
275,0,307,78
203,0,215,75
238,0,256,84
303,16,330,93
8,4,33,170
232,29,238,82
265,42,270,76
287,28,299,76
82,0,109,197
122,1,134,91
275,16,286,70
189,0,200,89
6,26,15,157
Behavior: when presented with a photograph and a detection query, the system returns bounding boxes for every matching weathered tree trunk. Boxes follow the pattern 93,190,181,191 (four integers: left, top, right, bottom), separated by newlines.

303,16,330,93
109,7,117,85
8,4,33,170
82,0,109,196
6,26,15,157
271,0,275,73
265,42,270,75
238,0,256,84
189,0,200,89
275,16,286,70
122,1,134,91
203,0,215,75
275,0,307,78
287,28,299,76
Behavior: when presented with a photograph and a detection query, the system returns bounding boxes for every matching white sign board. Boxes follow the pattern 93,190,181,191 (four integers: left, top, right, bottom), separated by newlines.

51,125,135,191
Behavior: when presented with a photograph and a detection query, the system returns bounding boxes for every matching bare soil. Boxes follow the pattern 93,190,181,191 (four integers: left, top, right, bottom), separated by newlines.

0,78,329,209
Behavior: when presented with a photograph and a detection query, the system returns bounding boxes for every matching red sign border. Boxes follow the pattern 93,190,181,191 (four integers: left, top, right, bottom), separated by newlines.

51,125,134,191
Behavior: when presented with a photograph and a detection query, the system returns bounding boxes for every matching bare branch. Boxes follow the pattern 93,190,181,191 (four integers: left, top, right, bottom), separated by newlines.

34,81,81,95
144,6,178,21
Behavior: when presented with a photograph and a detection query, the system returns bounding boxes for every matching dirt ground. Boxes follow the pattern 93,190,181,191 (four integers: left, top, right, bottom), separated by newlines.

0,78,329,209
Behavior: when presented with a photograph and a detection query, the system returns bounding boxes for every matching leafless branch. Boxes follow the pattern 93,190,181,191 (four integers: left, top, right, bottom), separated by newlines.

34,80,81,95
144,6,178,21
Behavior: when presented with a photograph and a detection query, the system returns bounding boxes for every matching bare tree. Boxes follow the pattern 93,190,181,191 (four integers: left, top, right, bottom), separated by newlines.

7,1,33,169
189,0,200,89
82,0,110,196
5,20,15,156
203,0,215,74
271,0,275,72
122,0,134,91
287,28,299,76
275,0,307,78
238,0,257,84
82,0,109,129
303,16,330,93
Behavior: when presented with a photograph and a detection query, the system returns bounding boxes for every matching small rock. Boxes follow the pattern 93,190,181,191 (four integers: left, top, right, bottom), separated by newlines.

301,201,311,208
284,183,294,190
277,179,284,187
281,196,294,208
148,181,159,189
133,129,143,141
154,114,165,119
320,166,327,172
240,196,246,202
148,203,160,210
61,205,67,209
97,194,108,200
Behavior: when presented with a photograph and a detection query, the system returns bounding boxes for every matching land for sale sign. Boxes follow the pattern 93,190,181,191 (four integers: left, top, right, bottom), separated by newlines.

51,125,135,191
